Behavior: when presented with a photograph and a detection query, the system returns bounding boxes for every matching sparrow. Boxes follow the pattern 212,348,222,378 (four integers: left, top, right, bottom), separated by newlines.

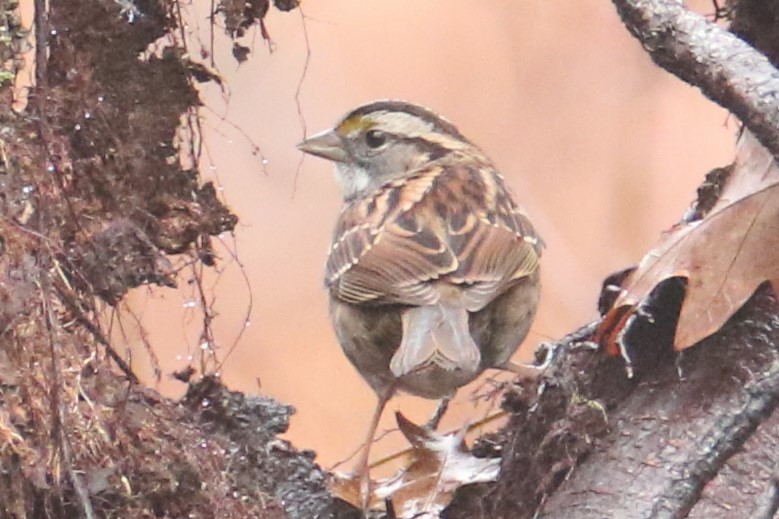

298,100,544,508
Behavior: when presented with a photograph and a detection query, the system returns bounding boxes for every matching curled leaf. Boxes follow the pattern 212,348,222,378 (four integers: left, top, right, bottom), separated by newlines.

597,130,779,357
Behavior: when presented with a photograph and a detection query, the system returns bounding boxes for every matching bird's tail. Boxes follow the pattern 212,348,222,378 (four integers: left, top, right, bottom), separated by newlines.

390,304,481,377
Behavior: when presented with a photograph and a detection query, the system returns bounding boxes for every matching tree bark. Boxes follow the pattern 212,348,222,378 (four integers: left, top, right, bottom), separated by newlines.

443,1,779,517
611,0,779,160
3,0,779,518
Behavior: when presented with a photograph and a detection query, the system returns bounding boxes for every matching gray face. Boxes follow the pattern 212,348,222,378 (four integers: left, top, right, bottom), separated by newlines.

298,103,471,201
334,130,427,200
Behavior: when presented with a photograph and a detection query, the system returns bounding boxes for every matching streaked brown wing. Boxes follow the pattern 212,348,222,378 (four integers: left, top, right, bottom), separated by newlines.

326,161,542,308
442,164,541,310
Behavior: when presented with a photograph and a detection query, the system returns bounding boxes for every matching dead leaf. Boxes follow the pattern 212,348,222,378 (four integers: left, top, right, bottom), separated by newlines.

329,412,500,517
597,130,779,356
327,472,365,513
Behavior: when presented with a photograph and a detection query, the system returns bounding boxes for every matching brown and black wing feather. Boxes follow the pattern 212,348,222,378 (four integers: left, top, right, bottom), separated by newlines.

326,158,542,309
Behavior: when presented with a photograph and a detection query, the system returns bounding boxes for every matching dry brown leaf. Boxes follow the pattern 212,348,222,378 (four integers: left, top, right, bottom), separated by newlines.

329,412,500,516
597,130,779,356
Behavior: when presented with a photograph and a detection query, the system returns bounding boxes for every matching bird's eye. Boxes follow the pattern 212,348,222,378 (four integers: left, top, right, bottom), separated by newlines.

364,130,386,149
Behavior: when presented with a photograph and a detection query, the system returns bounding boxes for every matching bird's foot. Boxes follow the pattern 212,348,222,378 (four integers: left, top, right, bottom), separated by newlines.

500,342,557,381
425,395,452,430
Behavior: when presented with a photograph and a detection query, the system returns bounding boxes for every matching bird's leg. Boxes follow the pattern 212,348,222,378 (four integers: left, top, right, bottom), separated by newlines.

425,395,451,430
500,360,546,381
499,343,555,381
355,387,393,512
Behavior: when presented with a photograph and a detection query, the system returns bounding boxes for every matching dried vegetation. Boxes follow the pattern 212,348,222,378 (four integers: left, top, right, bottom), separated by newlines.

0,0,332,517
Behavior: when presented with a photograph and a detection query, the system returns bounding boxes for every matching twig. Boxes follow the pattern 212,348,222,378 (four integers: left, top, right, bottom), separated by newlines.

291,5,312,196
213,234,254,372
53,274,139,384
33,0,48,92
64,446,95,519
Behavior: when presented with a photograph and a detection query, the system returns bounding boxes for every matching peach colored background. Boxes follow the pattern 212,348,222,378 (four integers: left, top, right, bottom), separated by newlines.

118,1,736,469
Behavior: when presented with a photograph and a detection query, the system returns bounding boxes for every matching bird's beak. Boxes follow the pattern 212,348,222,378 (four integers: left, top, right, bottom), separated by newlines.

297,129,350,163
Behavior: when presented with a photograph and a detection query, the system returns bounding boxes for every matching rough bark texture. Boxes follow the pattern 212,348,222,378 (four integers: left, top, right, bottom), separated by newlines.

441,1,779,517
440,284,779,519
610,0,779,161
2,0,779,518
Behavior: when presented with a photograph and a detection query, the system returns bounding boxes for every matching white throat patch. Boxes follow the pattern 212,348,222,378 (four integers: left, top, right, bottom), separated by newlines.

334,162,371,199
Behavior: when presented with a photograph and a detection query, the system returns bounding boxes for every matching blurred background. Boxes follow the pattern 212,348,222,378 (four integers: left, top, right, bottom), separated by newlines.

117,0,735,470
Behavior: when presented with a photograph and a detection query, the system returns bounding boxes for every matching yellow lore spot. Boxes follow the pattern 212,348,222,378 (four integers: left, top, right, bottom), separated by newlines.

337,115,374,136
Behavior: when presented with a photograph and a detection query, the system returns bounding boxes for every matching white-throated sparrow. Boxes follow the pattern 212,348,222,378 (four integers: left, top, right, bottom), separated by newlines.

298,100,544,506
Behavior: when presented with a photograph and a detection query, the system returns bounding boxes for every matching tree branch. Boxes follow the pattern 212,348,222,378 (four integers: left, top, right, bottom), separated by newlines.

612,0,779,159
